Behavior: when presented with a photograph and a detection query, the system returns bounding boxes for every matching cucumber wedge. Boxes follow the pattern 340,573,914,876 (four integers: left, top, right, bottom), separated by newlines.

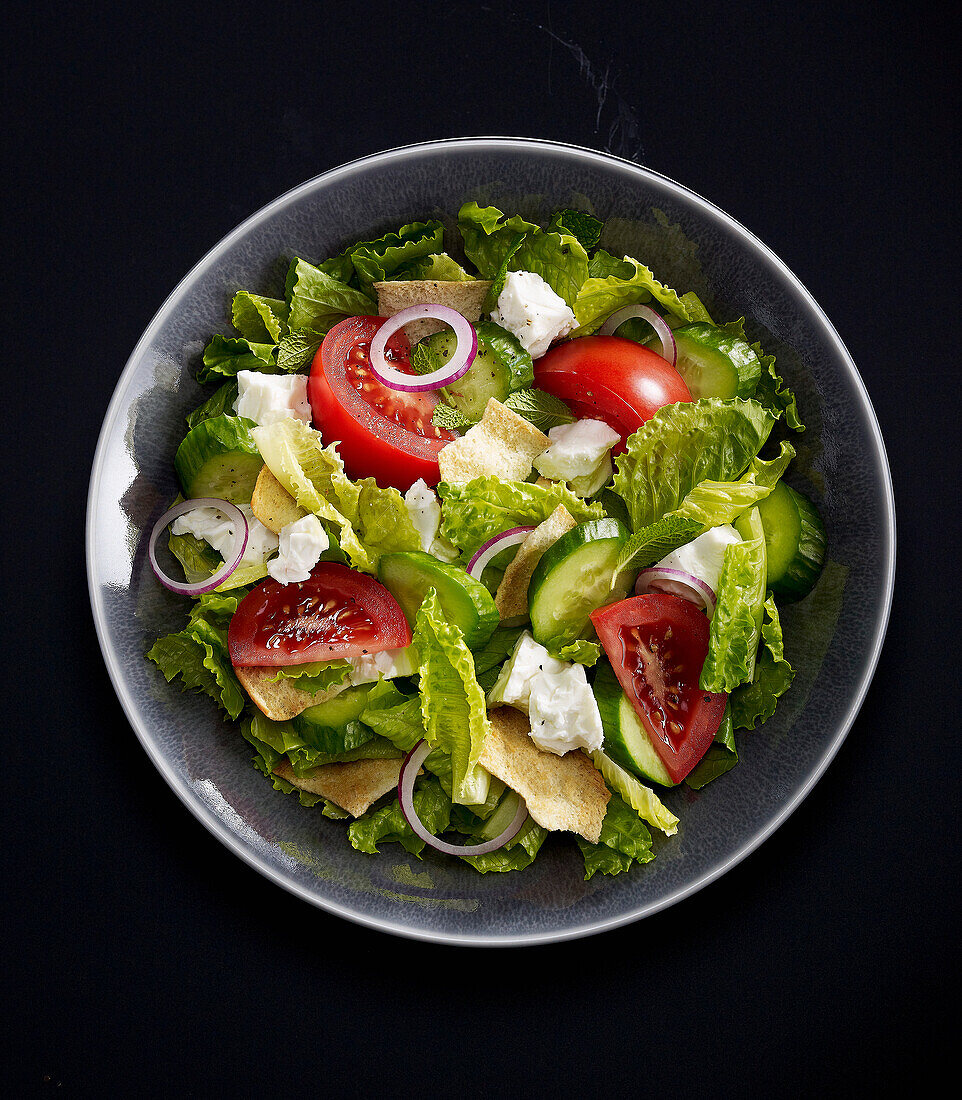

292,683,379,752
593,662,676,787
528,519,632,646
753,481,826,599
419,328,510,422
377,551,499,649
666,324,763,399
174,414,262,504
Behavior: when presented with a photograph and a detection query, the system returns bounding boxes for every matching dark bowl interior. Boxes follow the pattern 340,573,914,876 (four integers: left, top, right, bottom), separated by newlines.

87,138,895,945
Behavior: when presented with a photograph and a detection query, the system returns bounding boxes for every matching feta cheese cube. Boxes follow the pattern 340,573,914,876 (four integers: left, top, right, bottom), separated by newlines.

404,479,459,561
490,270,576,358
350,646,418,686
266,513,329,585
527,664,604,756
233,370,312,427
656,524,742,595
534,418,621,482
171,503,279,566
487,632,567,711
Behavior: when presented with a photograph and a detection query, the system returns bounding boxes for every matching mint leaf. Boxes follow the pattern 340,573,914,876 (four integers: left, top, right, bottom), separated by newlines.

549,209,604,251
503,388,575,432
276,331,323,373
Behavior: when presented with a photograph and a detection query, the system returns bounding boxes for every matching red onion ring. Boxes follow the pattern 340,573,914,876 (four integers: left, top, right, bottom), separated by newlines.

148,497,249,596
398,740,529,856
466,526,535,579
599,305,677,366
370,305,478,392
635,566,716,616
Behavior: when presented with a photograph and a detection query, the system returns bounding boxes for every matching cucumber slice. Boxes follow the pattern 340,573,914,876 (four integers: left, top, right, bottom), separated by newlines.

174,414,262,504
593,662,676,787
665,324,763,399
478,789,524,840
420,328,511,422
528,519,632,646
377,551,499,649
753,481,826,600
292,683,379,751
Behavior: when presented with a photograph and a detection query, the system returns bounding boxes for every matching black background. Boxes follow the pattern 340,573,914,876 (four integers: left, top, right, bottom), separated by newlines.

4,1,958,1095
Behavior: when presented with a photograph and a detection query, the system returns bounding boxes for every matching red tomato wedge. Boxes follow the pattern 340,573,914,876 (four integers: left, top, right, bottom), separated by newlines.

309,316,457,490
591,593,727,783
534,335,691,452
228,563,411,667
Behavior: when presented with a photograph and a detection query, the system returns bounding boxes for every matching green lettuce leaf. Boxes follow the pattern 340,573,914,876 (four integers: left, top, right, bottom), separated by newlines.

474,321,534,392
685,707,738,789
482,230,527,310
731,596,796,728
460,816,548,873
572,251,713,336
674,441,795,526
267,660,352,695
185,381,239,430
389,252,472,281
438,476,605,557
198,335,277,383
413,590,491,806
588,749,679,835
347,220,444,286
286,258,377,333
348,776,450,857
752,342,804,431
547,638,601,666
231,292,289,343
576,793,655,879
701,508,768,693
612,398,774,530
457,202,589,306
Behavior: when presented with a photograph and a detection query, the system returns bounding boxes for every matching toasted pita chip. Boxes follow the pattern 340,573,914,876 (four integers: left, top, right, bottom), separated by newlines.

273,758,403,817
480,708,610,842
374,279,492,342
251,465,306,534
234,666,346,721
438,398,550,485
495,505,576,625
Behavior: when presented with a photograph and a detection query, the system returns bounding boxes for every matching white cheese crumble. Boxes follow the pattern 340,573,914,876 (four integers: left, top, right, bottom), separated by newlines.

171,503,278,566
266,514,329,585
233,370,312,427
403,479,459,561
655,525,742,595
490,270,576,358
349,646,419,686
534,418,620,483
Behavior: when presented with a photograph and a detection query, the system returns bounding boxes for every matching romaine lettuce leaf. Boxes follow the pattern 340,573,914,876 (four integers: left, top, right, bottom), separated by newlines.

286,258,377,333
267,660,351,695
612,398,774,530
572,251,713,336
231,292,289,344
346,220,444,286
576,793,655,879
460,816,547,873
675,441,795,527
547,638,601,666
588,749,679,835
185,381,239,430
457,202,589,306
685,707,738,789
751,342,804,431
413,589,491,807
700,508,768,693
390,252,473,281
438,476,605,557
348,776,451,857
198,335,278,383
730,596,796,728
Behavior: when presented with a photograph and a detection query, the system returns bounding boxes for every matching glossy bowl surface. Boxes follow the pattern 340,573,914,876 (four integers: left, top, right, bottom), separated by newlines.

87,138,895,945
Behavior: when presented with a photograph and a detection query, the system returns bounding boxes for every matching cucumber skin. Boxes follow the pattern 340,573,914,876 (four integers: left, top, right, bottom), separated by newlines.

594,663,677,788
293,683,374,735
528,519,632,646
770,485,826,600
174,414,261,501
423,330,510,422
671,324,763,399
377,551,499,649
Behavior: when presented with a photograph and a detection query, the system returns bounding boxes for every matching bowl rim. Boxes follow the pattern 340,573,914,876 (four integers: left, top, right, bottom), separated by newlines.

86,136,896,947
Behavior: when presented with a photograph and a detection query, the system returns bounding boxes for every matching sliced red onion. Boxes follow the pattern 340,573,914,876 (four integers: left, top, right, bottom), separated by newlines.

148,497,248,596
370,305,478,392
599,305,677,366
466,526,535,579
398,740,529,856
636,566,716,616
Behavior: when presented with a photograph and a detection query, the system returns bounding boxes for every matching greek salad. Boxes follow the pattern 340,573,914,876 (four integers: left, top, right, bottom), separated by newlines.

147,203,825,877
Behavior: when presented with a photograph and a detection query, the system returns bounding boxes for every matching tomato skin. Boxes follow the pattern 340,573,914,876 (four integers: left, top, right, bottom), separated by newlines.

228,563,411,667
310,316,449,490
534,335,691,451
591,593,727,783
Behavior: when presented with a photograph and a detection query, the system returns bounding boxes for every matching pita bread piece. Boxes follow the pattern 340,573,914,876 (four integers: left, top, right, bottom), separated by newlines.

374,279,492,342
480,708,610,843
234,666,347,722
495,505,576,625
251,465,307,534
273,758,403,818
438,398,549,485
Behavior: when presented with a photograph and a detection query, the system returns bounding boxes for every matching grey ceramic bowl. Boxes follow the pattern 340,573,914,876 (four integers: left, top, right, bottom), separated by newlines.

87,138,895,945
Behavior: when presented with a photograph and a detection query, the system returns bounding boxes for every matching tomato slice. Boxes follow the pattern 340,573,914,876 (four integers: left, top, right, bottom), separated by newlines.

590,593,727,783
228,563,412,667
309,316,457,490
534,335,691,452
